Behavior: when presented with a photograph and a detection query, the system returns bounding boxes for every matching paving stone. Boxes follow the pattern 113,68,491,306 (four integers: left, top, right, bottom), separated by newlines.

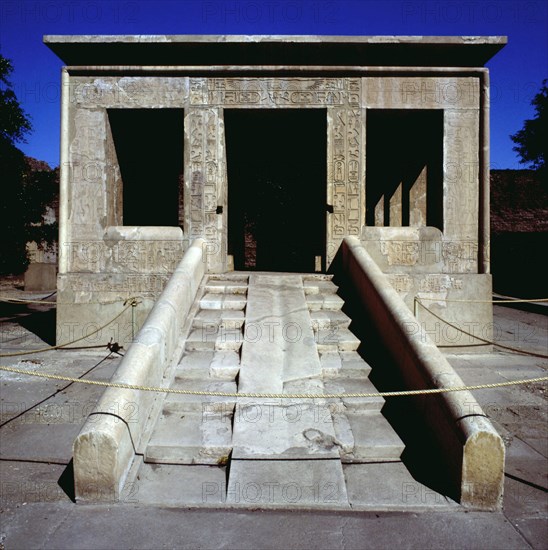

231,402,340,459
134,463,228,505
145,409,232,464
343,462,457,510
333,411,405,462
226,459,350,508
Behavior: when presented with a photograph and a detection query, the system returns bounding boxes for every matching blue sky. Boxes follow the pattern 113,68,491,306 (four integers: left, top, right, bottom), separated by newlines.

0,0,547,169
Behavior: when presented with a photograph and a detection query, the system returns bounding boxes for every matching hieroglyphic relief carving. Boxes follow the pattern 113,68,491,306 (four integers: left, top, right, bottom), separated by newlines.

327,85,363,265
443,110,479,242
190,78,360,108
66,274,170,297
185,106,225,270
386,274,414,293
70,77,189,108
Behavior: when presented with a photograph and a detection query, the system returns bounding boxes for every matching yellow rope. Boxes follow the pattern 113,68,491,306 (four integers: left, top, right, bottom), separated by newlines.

416,297,548,304
414,299,548,359
4,294,545,305
0,364,546,399
0,298,141,358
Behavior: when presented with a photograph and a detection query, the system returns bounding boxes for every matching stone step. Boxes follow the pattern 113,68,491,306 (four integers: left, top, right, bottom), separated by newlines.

193,309,245,330
310,310,351,330
303,279,339,295
200,293,247,310
305,293,345,311
283,378,324,395
145,408,232,465
226,459,349,507
163,379,237,412
315,327,361,353
302,274,334,281
320,351,372,378
323,378,385,412
204,280,248,294
186,327,243,352
177,350,240,380
332,411,405,463
231,402,340,460
143,271,407,507
208,273,249,283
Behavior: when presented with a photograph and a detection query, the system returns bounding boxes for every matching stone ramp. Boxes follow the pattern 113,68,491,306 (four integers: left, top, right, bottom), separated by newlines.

140,272,411,507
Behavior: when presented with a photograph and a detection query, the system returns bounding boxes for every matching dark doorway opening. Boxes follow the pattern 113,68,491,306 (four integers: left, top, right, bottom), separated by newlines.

366,110,443,230
108,109,183,227
225,109,327,272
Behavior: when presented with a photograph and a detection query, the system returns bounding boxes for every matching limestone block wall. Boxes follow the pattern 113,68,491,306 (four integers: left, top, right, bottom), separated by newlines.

58,70,489,346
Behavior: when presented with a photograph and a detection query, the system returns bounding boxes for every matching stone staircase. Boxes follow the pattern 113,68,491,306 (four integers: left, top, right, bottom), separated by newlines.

136,272,417,508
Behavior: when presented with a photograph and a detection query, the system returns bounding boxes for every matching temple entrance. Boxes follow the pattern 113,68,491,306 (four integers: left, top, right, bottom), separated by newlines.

225,109,327,272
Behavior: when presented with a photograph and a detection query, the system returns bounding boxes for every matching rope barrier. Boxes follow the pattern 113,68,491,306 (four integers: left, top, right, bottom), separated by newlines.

414,299,548,359
415,297,548,304
0,298,141,358
0,364,546,399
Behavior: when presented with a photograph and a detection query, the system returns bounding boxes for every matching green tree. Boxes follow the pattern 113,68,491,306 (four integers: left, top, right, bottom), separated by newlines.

0,54,58,274
511,79,547,178
0,56,32,144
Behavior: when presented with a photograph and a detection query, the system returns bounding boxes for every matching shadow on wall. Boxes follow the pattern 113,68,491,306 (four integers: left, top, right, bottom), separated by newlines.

0,302,56,346
329,252,458,503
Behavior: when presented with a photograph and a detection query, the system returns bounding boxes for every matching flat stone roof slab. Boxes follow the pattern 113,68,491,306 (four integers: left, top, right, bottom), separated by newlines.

44,35,507,67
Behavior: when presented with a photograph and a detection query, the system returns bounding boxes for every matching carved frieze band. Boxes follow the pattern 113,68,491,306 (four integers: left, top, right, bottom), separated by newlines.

190,78,361,107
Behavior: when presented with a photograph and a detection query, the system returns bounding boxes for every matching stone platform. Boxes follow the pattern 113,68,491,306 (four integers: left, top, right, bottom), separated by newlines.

132,272,427,509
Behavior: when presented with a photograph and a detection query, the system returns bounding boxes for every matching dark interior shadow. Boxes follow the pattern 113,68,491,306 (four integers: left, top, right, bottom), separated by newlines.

225,109,327,273
58,458,76,503
108,108,183,228
366,109,443,230
330,253,459,502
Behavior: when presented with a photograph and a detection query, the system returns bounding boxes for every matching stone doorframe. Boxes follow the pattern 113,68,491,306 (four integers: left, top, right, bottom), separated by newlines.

183,77,365,273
